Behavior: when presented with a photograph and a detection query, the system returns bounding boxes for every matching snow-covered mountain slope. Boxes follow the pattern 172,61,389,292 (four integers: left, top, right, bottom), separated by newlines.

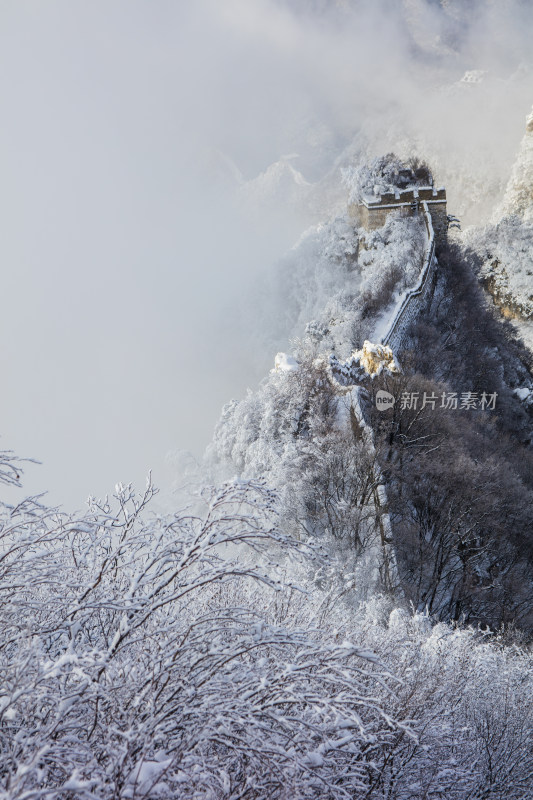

206,153,533,634
465,216,533,319
237,155,319,228
496,106,533,223
237,210,426,375
462,107,533,330
210,79,532,266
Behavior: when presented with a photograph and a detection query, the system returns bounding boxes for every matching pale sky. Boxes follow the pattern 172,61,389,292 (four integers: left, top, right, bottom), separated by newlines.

0,1,301,508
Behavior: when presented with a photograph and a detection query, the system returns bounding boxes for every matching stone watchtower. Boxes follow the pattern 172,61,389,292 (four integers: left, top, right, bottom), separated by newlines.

349,180,448,250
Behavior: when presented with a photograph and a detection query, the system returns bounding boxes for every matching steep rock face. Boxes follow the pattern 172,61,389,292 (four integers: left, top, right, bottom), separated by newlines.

465,216,533,321
495,106,533,223
464,106,533,331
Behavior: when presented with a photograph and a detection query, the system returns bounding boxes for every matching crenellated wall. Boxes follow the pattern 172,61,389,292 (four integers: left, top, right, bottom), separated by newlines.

349,186,447,250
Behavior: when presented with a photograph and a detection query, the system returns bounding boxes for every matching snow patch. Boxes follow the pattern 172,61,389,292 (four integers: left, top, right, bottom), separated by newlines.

513,386,533,404
272,352,300,373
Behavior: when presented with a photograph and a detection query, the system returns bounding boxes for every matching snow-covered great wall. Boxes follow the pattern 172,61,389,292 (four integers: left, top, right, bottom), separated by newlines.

380,201,437,352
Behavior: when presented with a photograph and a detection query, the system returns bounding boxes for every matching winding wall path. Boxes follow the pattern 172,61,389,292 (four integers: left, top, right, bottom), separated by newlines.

380,201,437,351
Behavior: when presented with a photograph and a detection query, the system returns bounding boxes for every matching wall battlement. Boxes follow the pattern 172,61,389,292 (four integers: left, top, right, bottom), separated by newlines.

362,186,446,206
348,184,448,249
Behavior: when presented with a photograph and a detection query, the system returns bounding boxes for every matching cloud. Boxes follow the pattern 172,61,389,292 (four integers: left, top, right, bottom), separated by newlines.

0,0,530,507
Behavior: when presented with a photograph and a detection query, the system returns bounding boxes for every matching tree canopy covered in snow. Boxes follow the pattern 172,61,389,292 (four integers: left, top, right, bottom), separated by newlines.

1,448,532,799
342,153,434,203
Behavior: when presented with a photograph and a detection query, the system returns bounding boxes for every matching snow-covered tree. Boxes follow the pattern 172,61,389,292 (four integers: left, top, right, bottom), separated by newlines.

0,456,406,799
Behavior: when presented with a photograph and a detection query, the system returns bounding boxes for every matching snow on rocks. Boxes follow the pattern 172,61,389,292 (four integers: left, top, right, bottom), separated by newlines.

465,215,533,320
513,386,533,406
272,352,300,373
495,105,533,224
353,340,400,377
328,342,399,386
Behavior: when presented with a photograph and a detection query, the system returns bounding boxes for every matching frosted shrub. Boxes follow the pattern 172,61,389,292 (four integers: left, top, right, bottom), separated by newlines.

0,462,404,800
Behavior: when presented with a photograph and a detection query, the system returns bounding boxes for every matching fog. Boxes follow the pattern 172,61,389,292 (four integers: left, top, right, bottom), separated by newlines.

0,0,531,508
